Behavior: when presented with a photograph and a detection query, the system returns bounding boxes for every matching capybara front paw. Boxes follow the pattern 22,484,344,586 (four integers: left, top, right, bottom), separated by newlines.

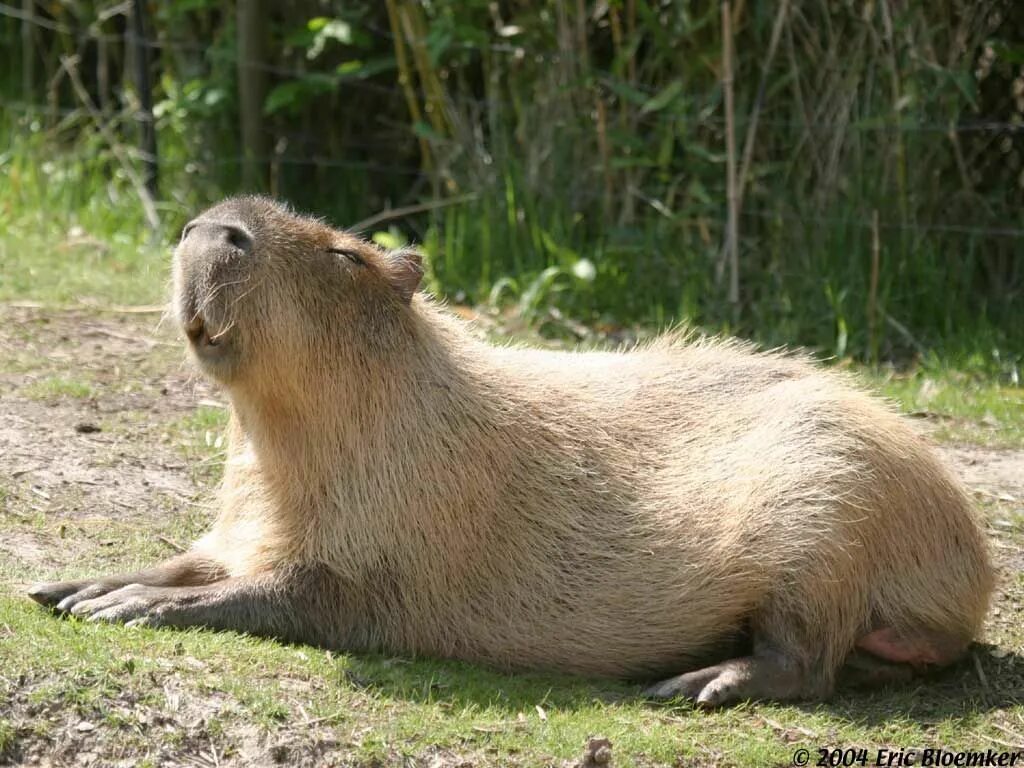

68,583,172,625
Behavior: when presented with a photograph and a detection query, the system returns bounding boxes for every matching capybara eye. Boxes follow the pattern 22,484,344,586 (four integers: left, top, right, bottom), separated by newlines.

327,247,365,266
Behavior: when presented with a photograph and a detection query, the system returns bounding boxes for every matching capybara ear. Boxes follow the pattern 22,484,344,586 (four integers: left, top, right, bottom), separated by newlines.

383,247,424,304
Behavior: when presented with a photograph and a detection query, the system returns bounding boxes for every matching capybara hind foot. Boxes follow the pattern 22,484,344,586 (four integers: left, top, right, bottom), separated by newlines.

644,649,814,707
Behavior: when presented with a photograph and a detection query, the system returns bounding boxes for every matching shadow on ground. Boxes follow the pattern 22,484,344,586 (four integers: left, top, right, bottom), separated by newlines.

339,642,1024,722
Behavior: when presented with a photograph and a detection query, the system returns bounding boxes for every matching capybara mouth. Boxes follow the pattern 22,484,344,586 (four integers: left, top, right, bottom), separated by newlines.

183,314,230,360
185,317,218,347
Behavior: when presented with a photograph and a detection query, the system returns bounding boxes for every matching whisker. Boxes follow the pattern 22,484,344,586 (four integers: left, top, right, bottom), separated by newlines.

197,276,253,316
227,276,267,310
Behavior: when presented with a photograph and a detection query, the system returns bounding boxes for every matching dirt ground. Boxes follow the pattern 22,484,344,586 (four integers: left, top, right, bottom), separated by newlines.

1,304,1022,767
0,306,217,572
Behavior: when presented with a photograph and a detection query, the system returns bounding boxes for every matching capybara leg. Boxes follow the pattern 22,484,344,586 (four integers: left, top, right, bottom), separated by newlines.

644,647,809,707
27,553,227,613
62,567,339,648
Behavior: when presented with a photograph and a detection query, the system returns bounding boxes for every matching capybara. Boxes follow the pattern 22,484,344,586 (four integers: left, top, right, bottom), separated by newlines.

29,196,993,706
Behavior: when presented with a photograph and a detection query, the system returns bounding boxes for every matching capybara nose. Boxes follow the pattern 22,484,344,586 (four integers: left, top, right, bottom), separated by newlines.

181,220,253,256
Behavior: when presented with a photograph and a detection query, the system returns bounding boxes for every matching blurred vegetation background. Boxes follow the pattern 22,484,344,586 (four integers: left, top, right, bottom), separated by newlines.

0,0,1021,372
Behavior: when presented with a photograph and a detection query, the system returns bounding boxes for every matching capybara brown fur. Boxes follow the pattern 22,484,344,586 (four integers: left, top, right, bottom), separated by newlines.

29,196,994,705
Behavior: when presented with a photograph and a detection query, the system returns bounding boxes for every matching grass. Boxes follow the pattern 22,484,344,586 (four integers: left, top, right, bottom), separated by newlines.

1,595,1022,767
22,375,96,401
0,231,168,308
873,371,1024,449
1,155,1022,766
170,405,230,484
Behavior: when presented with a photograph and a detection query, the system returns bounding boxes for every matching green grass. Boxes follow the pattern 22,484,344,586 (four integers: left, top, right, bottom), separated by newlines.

0,116,174,308
0,231,168,308
869,369,1024,449
170,405,230,484
1,595,1021,768
22,375,96,401
175,404,230,437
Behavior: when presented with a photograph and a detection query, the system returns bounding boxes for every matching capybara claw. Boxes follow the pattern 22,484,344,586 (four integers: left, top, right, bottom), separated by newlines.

26,583,56,606
27,580,82,609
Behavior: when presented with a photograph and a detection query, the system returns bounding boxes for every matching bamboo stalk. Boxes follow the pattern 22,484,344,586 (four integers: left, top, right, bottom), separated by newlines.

21,0,34,107
868,210,881,363
384,0,432,172
607,2,639,225
735,0,789,219
722,0,740,315
96,31,110,116
399,3,448,140
574,0,589,73
237,0,268,190
878,0,908,227
595,97,613,219
129,0,158,197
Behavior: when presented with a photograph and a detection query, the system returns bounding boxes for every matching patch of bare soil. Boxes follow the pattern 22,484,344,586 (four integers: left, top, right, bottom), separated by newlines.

942,445,1024,502
939,443,1024,659
0,306,220,581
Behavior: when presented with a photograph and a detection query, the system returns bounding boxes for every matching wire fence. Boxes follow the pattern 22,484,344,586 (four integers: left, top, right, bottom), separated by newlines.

3,4,1023,249
4,98,1023,244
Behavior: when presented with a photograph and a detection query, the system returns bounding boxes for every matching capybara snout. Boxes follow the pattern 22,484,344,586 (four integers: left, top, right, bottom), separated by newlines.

32,195,993,706
172,197,423,384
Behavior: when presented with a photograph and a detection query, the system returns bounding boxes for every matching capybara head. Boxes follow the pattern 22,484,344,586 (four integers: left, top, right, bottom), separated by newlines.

173,196,423,387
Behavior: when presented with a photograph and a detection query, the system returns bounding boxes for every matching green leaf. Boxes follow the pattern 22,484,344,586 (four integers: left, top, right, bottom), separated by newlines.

487,276,519,307
263,74,338,115
602,79,651,107
412,121,440,140
948,70,978,111
518,266,565,320
640,80,684,114
337,60,364,76
539,231,579,265
336,57,396,80
371,229,406,250
307,18,352,60
989,39,1024,65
